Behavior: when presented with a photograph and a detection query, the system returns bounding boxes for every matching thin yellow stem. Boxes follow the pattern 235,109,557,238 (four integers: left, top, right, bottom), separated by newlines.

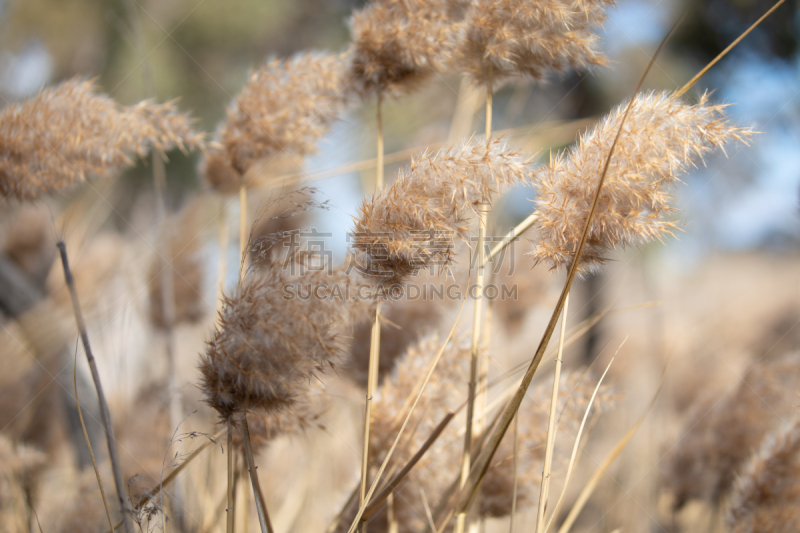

346,303,466,533
358,95,386,533
216,201,229,317
535,294,570,532
227,425,235,533
457,87,492,533
241,411,274,533
509,415,518,533
72,341,115,533
359,305,381,507
483,213,538,268
546,358,616,533
387,492,398,533
239,184,247,279
676,0,786,97
376,94,384,190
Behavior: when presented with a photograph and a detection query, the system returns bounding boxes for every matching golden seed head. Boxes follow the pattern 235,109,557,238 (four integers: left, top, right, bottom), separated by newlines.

529,91,753,274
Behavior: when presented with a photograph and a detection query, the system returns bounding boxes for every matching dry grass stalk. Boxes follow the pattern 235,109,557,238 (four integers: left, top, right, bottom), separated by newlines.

529,91,752,274
535,293,570,532
71,341,114,533
544,357,614,533
453,0,615,89
240,411,274,533
0,78,203,200
351,139,528,285
56,240,133,533
460,91,494,508
557,367,663,533
346,0,458,98
726,414,800,533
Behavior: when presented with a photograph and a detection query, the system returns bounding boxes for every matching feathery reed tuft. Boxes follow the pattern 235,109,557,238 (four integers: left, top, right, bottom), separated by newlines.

198,254,371,422
726,414,800,533
346,0,457,98
0,78,204,200
212,52,348,177
529,91,752,274
350,139,529,285
453,0,615,88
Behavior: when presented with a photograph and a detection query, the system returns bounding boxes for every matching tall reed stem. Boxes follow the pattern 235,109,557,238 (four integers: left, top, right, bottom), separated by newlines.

359,94,385,533
227,425,235,533
458,87,492,532
57,241,133,533
535,293,570,532
241,411,274,533
239,183,247,277
509,414,519,533
72,341,114,533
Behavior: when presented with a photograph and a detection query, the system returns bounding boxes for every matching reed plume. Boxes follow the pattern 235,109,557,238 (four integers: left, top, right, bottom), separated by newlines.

350,139,529,285
0,78,203,201
347,0,457,98
663,351,800,510
198,256,370,422
211,52,348,178
453,0,615,88
529,91,752,274
726,414,800,533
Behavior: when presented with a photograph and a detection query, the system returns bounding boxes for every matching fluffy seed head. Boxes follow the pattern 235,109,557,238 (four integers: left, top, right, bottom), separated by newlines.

454,0,615,88
726,415,800,533
350,139,529,285
347,0,458,97
529,91,752,274
0,78,204,201
213,52,348,177
198,256,371,422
